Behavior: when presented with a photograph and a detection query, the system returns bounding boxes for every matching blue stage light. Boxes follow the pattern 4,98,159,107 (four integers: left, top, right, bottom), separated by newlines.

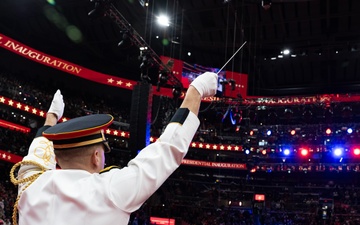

284,149,290,156
333,147,343,157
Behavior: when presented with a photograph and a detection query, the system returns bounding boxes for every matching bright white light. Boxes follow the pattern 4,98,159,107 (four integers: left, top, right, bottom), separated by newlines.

157,15,170,27
283,49,290,55
334,148,343,157
284,149,290,156
347,128,353,134
187,52,191,56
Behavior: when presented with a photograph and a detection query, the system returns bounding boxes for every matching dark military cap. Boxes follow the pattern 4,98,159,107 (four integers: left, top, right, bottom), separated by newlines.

42,114,114,152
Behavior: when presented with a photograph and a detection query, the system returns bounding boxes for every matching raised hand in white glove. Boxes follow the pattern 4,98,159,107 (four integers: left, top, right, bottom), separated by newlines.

48,89,65,121
190,72,218,98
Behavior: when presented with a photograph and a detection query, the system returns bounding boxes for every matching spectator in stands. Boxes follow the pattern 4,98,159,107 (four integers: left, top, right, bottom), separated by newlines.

10,72,218,225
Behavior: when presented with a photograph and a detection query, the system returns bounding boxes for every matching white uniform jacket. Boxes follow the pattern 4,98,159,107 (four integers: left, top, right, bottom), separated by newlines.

17,108,199,225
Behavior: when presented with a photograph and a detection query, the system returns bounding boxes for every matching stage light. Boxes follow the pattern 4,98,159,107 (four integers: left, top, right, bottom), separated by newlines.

138,0,149,7
283,49,290,55
158,71,169,84
249,130,254,136
156,15,170,27
88,0,108,19
118,31,133,49
325,128,332,135
245,149,250,155
156,71,169,91
261,150,267,155
172,86,182,99
300,148,309,156
333,147,343,157
353,148,360,156
290,129,296,135
284,149,290,156
347,128,353,134
139,53,154,70
266,130,272,136
229,79,236,91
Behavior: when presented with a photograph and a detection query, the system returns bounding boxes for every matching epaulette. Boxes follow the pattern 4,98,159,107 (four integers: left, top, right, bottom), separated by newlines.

100,165,120,174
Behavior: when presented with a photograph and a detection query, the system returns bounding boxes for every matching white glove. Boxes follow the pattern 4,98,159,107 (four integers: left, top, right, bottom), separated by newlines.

190,72,218,98
48,89,65,121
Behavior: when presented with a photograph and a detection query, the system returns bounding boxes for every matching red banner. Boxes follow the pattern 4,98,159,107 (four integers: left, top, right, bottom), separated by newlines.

0,150,23,164
0,119,30,133
0,33,176,98
182,159,247,170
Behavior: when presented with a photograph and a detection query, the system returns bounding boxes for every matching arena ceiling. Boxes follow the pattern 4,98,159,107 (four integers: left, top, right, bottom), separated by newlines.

1,0,360,97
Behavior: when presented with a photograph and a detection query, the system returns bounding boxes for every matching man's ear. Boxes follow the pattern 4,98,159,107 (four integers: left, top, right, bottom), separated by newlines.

91,149,101,167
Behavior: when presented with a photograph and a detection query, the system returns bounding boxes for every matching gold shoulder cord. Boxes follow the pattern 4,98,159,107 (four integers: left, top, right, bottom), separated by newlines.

99,165,120,174
9,160,47,225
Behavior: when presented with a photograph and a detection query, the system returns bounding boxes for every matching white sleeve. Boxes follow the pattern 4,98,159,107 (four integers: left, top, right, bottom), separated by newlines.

107,110,199,212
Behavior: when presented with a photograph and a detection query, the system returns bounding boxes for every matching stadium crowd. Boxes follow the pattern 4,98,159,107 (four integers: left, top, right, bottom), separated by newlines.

1,70,360,224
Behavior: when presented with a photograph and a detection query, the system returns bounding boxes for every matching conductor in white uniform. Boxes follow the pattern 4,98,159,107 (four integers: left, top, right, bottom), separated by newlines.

11,72,218,225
